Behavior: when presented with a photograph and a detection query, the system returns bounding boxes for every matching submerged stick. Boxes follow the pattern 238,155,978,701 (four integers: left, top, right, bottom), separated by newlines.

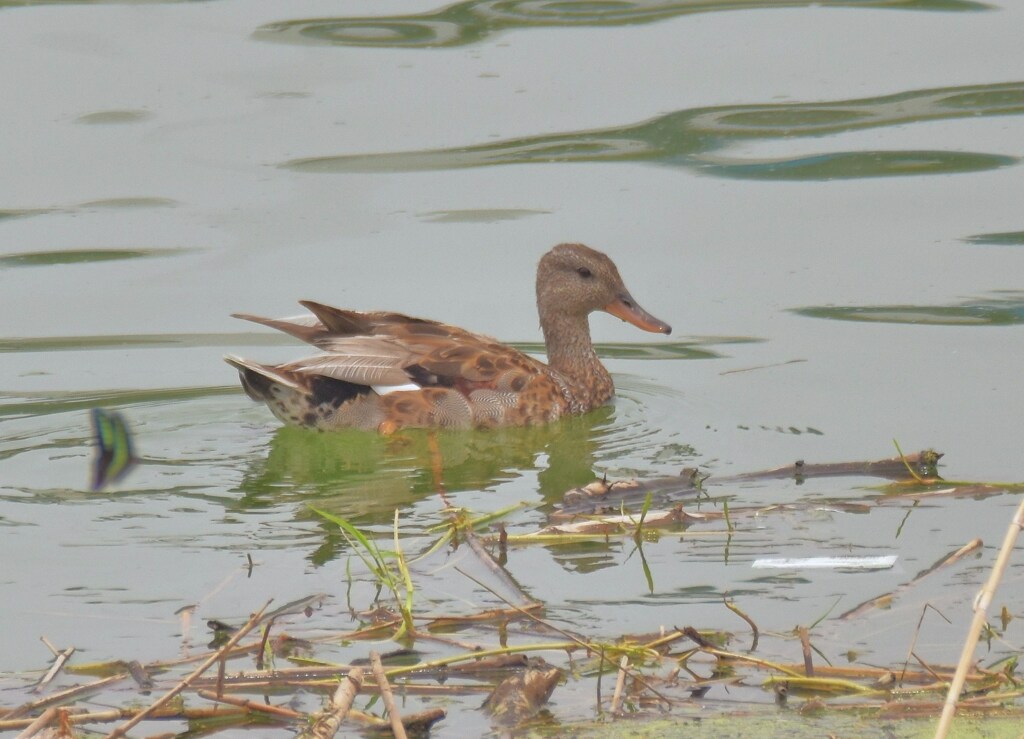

370,651,407,739
197,689,303,720
6,673,127,722
106,598,273,738
936,497,1024,738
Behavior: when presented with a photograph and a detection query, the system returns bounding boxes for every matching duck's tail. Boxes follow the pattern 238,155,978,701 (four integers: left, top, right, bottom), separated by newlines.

224,355,301,402
230,312,325,345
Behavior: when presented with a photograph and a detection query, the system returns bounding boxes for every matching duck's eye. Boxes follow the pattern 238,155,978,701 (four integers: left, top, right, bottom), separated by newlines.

576,267,592,279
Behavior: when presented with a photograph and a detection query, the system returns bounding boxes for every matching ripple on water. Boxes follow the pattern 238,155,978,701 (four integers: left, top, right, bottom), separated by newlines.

254,0,986,50
505,339,746,361
0,207,56,221
792,291,1024,326
73,109,150,125
0,198,175,224
597,374,693,472
417,208,551,223
275,80,1024,182
704,150,1017,181
963,230,1024,246
0,248,187,269
280,135,653,174
255,18,473,48
76,197,178,210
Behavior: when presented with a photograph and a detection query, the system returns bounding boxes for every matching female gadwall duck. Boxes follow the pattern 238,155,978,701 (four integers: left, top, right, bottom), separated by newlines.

225,243,670,432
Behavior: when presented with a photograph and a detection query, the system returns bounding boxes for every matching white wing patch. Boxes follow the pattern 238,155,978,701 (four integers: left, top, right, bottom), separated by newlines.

372,382,422,395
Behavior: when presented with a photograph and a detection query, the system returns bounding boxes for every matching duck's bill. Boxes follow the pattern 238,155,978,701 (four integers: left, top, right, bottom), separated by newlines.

605,294,672,334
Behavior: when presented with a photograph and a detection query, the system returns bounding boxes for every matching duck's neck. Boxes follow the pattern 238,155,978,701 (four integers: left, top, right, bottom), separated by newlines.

540,311,613,409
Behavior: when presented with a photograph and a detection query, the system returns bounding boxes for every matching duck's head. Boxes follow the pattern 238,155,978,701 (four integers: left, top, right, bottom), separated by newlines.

536,243,671,334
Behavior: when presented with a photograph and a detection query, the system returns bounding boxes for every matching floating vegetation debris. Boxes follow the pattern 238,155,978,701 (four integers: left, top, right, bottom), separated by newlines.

5,445,1023,735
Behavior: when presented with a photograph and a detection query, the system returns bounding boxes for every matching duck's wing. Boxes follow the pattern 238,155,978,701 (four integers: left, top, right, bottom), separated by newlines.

289,330,548,393
231,301,457,348
284,338,418,389
230,311,324,344
227,304,566,428
399,333,547,389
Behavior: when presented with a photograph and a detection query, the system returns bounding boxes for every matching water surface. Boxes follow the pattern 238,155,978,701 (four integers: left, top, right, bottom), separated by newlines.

2,0,1024,733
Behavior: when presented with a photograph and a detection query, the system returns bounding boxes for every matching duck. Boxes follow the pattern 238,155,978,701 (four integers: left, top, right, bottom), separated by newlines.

225,243,671,432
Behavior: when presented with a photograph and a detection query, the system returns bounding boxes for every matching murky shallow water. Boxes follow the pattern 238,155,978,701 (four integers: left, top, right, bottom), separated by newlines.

2,0,1024,734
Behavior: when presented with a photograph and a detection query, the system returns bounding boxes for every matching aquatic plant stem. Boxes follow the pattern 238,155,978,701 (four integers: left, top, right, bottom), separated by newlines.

723,597,760,651
936,496,1024,738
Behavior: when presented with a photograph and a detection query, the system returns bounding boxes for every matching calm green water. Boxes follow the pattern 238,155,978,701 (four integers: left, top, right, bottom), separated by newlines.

2,0,1024,734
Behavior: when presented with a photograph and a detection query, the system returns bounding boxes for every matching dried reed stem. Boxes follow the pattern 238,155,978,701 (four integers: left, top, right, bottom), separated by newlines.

300,667,364,739
196,689,303,720
33,646,75,694
13,706,57,738
370,651,407,739
610,656,629,715
935,497,1024,738
798,626,813,677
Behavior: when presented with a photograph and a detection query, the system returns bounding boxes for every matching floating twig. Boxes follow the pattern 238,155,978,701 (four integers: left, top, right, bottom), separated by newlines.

762,675,877,695
0,705,249,732
14,706,57,738
197,689,303,720
370,651,407,739
5,673,128,722
32,643,75,694
610,655,629,715
299,667,364,739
